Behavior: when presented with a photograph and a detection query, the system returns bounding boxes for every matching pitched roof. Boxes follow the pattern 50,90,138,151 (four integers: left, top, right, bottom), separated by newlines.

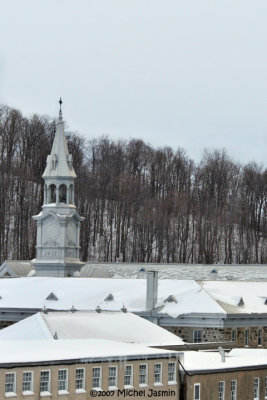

42,112,76,179
0,310,184,346
0,339,176,365
0,260,33,278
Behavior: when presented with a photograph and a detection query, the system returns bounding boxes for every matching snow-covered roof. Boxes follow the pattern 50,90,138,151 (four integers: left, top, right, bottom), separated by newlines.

1,277,267,316
0,277,225,317
200,281,267,313
0,311,184,346
2,261,267,281
80,262,267,281
0,339,176,365
0,260,33,278
183,349,267,372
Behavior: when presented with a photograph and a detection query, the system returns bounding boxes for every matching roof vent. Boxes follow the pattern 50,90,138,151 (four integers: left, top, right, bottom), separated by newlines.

53,331,58,340
121,305,127,313
96,306,102,313
42,305,48,314
265,298,267,305
70,305,76,313
238,297,244,306
46,292,58,301
164,295,178,304
104,293,114,301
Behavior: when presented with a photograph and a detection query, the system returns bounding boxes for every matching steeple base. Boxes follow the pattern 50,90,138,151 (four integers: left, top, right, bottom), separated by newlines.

32,260,85,277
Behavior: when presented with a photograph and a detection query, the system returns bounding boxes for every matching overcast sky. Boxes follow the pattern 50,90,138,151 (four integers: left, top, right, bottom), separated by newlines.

1,0,266,165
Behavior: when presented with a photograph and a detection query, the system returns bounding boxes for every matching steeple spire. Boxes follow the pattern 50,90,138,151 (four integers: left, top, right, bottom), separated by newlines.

42,100,76,179
59,97,63,117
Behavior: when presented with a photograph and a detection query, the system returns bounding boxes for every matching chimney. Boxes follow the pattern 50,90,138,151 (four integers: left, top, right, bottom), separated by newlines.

146,270,158,310
218,346,225,363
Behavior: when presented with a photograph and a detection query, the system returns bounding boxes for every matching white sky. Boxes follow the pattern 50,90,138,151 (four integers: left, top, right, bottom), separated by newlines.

1,0,266,165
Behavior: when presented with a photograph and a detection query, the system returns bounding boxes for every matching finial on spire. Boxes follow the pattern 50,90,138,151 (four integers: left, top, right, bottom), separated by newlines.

59,97,63,116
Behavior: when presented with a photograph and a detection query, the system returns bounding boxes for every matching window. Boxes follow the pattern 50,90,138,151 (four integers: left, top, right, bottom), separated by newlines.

49,184,56,203
194,383,200,400
108,366,117,388
139,364,148,385
231,329,237,342
58,369,68,391
92,367,102,389
124,365,133,386
245,329,249,346
75,368,85,390
193,330,202,343
254,378,259,400
5,373,16,394
258,329,262,346
40,370,50,393
154,363,162,384
168,362,176,383
59,184,67,203
219,381,225,400
23,371,33,392
231,380,237,400
265,376,267,399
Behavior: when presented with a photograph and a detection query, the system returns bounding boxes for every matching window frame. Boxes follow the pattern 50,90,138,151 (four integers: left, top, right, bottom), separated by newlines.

193,330,202,343
231,329,237,342
194,383,200,400
92,366,102,389
154,363,162,385
75,368,85,391
254,377,260,400
5,372,16,394
124,364,133,387
22,371,34,393
258,329,262,346
108,365,118,388
245,328,250,347
168,362,176,384
230,379,237,400
219,381,225,400
139,364,148,386
58,369,68,392
40,370,50,394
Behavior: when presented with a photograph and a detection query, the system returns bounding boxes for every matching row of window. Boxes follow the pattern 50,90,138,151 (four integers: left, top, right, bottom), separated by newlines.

4,362,176,395
194,377,267,400
193,328,263,346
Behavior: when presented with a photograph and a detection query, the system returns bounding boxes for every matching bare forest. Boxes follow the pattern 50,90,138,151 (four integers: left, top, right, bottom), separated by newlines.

1,105,267,265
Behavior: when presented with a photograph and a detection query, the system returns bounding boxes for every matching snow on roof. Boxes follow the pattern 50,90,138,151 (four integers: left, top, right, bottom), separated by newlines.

0,277,225,317
183,349,267,372
200,281,267,313
0,311,184,346
80,262,267,281
0,339,176,365
0,260,33,278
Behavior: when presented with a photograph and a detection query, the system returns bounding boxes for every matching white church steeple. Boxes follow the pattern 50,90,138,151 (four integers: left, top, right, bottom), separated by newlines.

32,99,85,277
